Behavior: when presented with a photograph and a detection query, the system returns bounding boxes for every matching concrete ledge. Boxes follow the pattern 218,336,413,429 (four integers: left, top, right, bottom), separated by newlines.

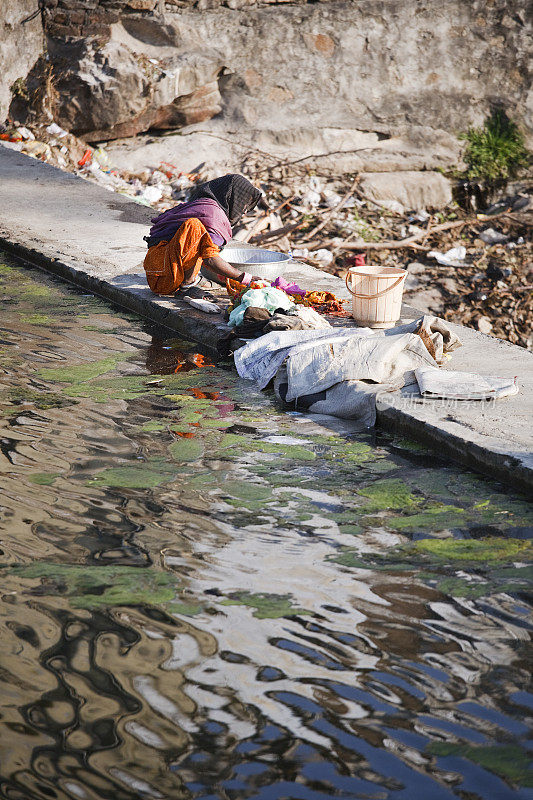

1,145,532,491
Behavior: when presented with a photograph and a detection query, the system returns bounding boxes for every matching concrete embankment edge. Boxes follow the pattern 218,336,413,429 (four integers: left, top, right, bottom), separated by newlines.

376,402,532,494
0,235,226,351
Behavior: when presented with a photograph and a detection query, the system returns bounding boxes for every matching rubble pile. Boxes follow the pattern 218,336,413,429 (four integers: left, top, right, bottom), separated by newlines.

1,122,530,349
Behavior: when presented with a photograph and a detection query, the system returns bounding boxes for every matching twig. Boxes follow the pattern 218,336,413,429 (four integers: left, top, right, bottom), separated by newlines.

421,215,433,247
250,221,305,244
338,219,469,251
299,177,360,243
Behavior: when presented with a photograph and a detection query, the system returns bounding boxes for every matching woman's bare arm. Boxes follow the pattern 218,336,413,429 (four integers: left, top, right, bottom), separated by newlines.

203,255,261,284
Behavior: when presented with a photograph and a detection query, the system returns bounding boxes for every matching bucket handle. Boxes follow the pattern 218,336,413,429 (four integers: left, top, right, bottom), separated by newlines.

345,271,405,299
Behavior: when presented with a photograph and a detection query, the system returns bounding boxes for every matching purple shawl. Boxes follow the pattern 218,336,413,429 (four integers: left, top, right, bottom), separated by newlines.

145,198,232,248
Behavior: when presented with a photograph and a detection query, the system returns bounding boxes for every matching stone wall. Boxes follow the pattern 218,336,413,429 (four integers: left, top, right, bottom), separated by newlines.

3,0,532,173
0,1,44,122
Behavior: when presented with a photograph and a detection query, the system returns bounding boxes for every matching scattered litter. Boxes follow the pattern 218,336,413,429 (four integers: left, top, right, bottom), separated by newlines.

78,149,92,167
17,126,35,140
46,122,68,138
313,249,334,267
477,316,493,334
291,248,310,260
380,200,405,215
301,189,321,208
140,185,163,204
2,116,529,348
479,227,509,245
428,246,467,266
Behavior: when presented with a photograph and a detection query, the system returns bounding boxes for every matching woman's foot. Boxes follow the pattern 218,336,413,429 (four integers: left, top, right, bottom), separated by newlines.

177,276,216,300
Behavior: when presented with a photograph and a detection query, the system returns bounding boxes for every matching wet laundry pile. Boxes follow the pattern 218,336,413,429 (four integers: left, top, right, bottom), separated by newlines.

235,316,464,426
227,285,332,333
218,281,333,356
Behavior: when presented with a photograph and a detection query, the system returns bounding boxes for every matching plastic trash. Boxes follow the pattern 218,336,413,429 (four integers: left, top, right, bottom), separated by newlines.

479,227,509,245
46,122,68,138
313,249,334,267
323,190,342,208
78,148,93,167
301,189,321,208
0,131,23,142
380,200,405,215
23,140,52,158
0,140,23,151
17,126,35,140
428,246,466,266
93,147,110,168
291,248,310,259
140,185,163,204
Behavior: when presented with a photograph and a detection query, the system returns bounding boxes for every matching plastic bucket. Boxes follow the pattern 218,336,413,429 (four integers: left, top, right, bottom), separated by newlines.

345,265,407,328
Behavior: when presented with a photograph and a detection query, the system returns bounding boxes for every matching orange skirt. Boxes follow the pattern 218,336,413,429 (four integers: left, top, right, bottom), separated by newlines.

143,218,220,295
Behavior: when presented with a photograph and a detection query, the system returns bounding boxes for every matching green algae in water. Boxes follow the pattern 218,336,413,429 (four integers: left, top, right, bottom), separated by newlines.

38,355,127,384
386,503,468,533
87,462,177,489
169,437,204,462
357,478,421,512
427,742,533,788
426,570,533,599
8,563,182,610
332,538,532,571
20,313,54,326
222,481,272,502
220,591,311,619
411,537,532,563
82,325,126,334
1,387,76,411
28,472,61,486
140,420,167,432
250,440,316,461
168,601,202,617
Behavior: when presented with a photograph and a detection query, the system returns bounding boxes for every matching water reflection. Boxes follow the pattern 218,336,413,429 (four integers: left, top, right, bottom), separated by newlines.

0,254,532,800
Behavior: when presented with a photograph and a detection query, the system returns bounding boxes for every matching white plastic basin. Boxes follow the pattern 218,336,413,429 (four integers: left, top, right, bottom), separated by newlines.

221,247,292,280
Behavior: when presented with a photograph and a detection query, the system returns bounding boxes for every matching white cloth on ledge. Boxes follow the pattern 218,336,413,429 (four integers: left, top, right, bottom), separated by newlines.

415,366,518,400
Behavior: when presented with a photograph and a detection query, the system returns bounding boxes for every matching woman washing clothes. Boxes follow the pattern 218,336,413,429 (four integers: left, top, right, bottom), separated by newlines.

143,173,263,297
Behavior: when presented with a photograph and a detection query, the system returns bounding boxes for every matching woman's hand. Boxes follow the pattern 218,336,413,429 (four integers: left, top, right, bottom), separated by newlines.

204,256,263,286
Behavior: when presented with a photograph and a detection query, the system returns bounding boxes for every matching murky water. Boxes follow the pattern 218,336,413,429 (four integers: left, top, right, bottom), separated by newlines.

0,253,532,800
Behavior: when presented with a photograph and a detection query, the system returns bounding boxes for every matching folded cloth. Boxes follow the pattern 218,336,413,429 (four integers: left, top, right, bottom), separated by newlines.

283,330,436,402
415,365,518,400
294,306,332,330
234,316,459,397
235,315,462,425
229,286,296,327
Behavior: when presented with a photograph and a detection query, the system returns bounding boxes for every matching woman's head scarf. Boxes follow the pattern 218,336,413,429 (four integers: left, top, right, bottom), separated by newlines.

190,174,262,226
